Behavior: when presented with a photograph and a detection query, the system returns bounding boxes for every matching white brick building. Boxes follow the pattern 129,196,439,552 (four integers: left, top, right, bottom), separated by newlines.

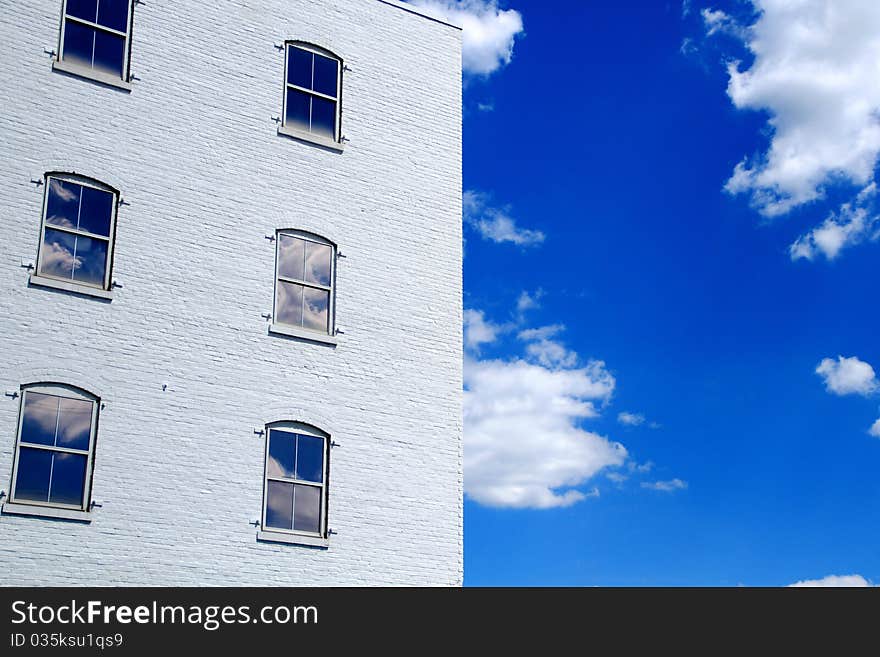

0,0,462,586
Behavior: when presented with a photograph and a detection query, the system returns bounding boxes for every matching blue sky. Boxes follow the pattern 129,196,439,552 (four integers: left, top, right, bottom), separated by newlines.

412,0,880,586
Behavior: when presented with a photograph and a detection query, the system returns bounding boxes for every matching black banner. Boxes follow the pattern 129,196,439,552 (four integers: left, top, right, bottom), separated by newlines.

0,587,873,651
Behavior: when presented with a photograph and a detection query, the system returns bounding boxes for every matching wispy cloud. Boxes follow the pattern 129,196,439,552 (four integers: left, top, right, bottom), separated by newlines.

869,419,880,439
789,574,874,588
408,1,524,78
641,479,688,492
464,190,545,247
790,184,880,261
618,412,646,427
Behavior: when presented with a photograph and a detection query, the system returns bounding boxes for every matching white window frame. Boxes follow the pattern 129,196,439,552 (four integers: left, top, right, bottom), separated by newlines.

271,230,337,341
7,384,100,515
279,41,343,150
259,421,330,547
55,0,134,90
34,173,119,295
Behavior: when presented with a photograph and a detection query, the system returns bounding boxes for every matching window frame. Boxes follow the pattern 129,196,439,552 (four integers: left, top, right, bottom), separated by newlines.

271,229,337,340
55,0,135,89
7,383,100,515
34,172,119,294
280,41,344,149
260,421,330,544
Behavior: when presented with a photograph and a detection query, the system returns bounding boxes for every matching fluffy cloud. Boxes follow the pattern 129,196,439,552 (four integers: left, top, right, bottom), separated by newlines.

465,356,626,508
641,479,688,492
463,303,627,509
463,309,505,351
464,190,545,247
409,1,524,77
711,0,880,219
790,184,880,260
870,419,880,438
789,574,873,587
816,356,878,397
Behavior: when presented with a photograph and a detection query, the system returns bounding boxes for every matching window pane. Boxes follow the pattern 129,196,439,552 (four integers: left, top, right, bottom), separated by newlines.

66,0,99,23
46,179,81,230
71,234,109,288
304,241,332,286
97,0,129,32
311,96,336,140
40,229,78,280
20,392,60,447
312,53,338,97
302,287,330,333
78,186,113,237
62,20,95,70
56,397,93,451
267,430,296,479
277,234,305,281
93,29,125,78
276,281,304,327
287,46,313,89
265,481,294,531
49,453,87,507
296,434,324,484
293,485,321,534
14,447,52,503
285,88,311,133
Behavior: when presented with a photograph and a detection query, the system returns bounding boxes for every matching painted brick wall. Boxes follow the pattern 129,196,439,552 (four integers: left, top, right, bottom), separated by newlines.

0,0,462,586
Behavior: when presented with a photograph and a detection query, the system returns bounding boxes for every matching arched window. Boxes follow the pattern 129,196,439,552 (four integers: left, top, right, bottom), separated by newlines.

56,0,134,87
35,173,119,294
280,41,342,147
7,384,100,514
261,422,330,544
271,230,336,340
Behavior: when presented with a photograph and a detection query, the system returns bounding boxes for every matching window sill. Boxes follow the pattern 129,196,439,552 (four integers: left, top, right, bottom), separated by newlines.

29,274,114,301
277,125,345,153
2,502,93,523
257,530,329,549
52,59,133,92
269,323,338,346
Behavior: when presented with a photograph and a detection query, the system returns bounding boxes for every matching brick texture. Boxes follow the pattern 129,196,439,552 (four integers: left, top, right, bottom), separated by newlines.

0,0,463,586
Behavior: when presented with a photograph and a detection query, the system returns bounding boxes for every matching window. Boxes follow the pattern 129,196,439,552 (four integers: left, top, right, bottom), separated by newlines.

7,385,99,514
35,174,118,293
281,42,342,145
261,423,329,542
57,0,133,84
273,231,335,338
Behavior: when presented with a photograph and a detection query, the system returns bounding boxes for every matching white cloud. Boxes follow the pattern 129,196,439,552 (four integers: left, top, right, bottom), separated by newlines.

518,324,564,341
463,309,505,351
463,190,545,247
477,101,495,112
618,412,646,427
516,289,543,314
816,356,878,397
465,355,625,508
790,184,880,260
641,479,688,492
409,1,524,77
789,574,873,587
870,419,880,438
711,0,880,218
701,8,748,39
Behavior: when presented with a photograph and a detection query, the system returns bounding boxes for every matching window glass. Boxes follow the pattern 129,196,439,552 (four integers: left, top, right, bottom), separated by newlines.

283,45,340,140
312,54,338,97
266,480,295,531
61,0,130,80
39,176,116,289
12,387,97,511
275,234,334,334
293,485,321,533
295,434,324,484
267,430,296,480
